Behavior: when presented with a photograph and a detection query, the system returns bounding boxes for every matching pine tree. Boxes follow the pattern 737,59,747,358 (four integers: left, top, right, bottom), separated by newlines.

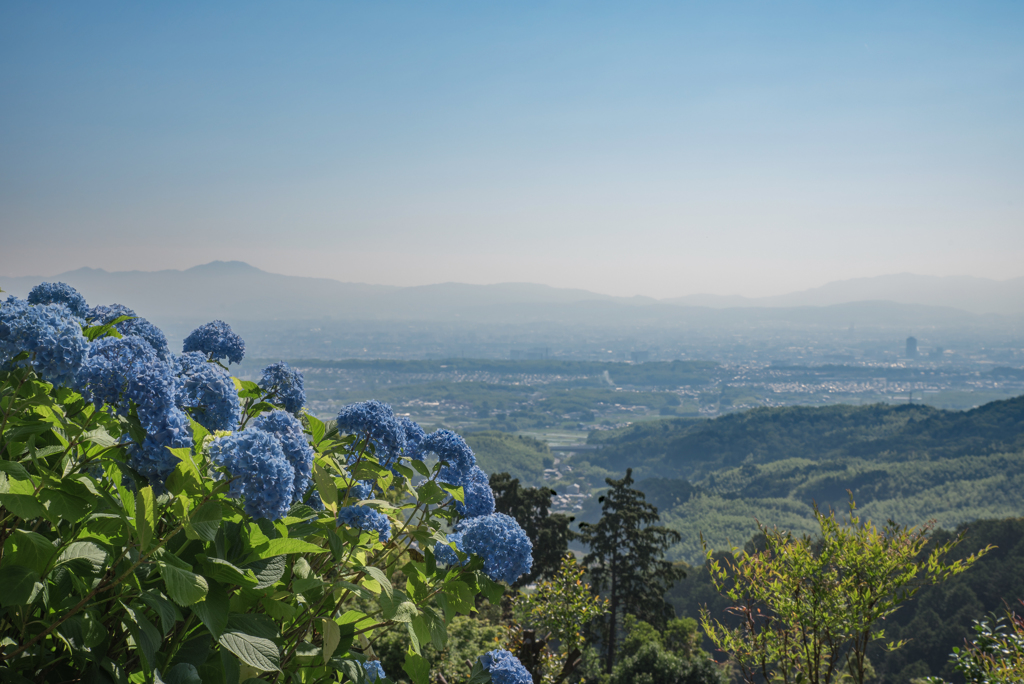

579,468,685,674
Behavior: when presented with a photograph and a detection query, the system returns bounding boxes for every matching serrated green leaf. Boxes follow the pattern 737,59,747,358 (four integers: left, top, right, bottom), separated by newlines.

403,651,431,684
55,540,108,574
135,486,156,551
192,582,229,638
244,555,287,589
252,537,328,561
440,483,464,504
189,501,222,542
319,617,340,662
159,562,209,606
416,481,446,505
0,566,43,606
3,529,58,575
305,414,326,446
410,460,430,478
0,460,33,481
139,590,183,636
40,487,91,522
219,616,281,671
121,602,162,671
361,566,393,599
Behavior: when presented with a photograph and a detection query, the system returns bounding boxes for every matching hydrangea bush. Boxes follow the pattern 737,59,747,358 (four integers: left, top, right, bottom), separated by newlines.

0,283,534,684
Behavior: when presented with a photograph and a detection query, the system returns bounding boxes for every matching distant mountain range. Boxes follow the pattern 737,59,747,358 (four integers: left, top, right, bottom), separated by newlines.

1,262,1020,330
667,273,1024,315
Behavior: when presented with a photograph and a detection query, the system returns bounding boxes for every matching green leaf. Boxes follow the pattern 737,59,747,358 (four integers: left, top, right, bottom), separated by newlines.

251,537,328,561
392,463,414,480
446,581,476,615
416,481,446,505
440,483,464,504
410,460,430,478
0,480,47,519
158,663,203,684
81,427,118,448
203,557,258,587
55,540,108,574
121,602,163,671
260,597,298,621
410,614,432,651
135,485,156,551
477,574,505,605
158,562,209,606
40,487,91,523
0,459,33,481
0,566,43,606
189,501,222,542
3,529,58,575
305,414,326,447
219,615,281,672
192,582,230,638
139,590,183,636
319,617,340,662
361,566,393,599
467,659,493,684
244,555,287,589
403,649,430,684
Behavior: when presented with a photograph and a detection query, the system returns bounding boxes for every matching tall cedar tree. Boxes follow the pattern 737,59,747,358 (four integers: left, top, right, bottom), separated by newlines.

490,472,576,586
579,468,685,674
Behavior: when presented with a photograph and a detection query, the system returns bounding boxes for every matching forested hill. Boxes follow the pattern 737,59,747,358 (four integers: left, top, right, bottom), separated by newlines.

586,395,1024,480
575,395,1024,564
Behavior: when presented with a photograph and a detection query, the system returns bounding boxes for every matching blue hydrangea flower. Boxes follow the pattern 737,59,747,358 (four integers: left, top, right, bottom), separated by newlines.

336,505,391,543
252,410,314,504
128,406,194,492
89,303,136,323
479,649,532,684
363,661,386,682
306,490,325,511
433,532,465,567
174,352,242,432
423,429,476,487
0,298,89,386
347,480,373,501
182,320,245,364
209,429,295,520
400,417,426,459
257,362,306,414
88,303,170,360
457,513,533,585
76,336,157,410
453,466,495,519
27,282,90,320
335,400,406,468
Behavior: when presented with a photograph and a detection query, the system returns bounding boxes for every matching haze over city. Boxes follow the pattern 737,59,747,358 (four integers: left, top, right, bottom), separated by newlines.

3,2,1023,297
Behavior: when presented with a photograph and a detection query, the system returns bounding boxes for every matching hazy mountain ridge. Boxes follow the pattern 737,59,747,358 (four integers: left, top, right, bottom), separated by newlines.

668,273,1024,315
1,261,1018,330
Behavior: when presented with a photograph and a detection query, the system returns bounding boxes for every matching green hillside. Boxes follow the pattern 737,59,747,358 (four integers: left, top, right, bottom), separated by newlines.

463,431,552,486
573,395,1024,564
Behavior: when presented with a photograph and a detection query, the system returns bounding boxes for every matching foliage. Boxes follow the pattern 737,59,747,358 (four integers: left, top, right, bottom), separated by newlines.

699,500,988,684
921,610,1024,684
491,473,575,584
602,615,724,684
0,290,536,684
579,469,684,674
467,433,552,487
510,553,607,683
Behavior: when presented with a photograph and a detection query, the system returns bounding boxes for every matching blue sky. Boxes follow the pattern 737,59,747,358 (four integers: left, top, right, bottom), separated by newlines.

1,1,1022,297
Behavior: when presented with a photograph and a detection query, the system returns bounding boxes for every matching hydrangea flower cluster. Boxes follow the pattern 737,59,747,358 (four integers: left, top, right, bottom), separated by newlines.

183,320,245,364
257,362,306,415
434,513,533,585
27,282,90,320
209,429,295,520
175,352,242,431
89,303,136,323
363,660,387,682
336,505,391,543
347,480,374,501
0,298,89,387
479,650,533,684
335,400,406,467
88,302,171,360
76,333,194,488
454,466,496,519
252,410,314,503
400,416,426,459
423,429,476,488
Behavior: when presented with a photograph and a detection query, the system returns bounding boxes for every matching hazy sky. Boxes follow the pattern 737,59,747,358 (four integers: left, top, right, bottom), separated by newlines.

2,2,1022,298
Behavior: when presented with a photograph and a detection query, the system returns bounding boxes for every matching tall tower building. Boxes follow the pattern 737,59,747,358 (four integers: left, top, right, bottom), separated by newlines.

906,336,918,358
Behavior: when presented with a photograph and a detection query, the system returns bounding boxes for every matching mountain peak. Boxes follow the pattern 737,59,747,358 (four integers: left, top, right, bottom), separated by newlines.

184,261,264,275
